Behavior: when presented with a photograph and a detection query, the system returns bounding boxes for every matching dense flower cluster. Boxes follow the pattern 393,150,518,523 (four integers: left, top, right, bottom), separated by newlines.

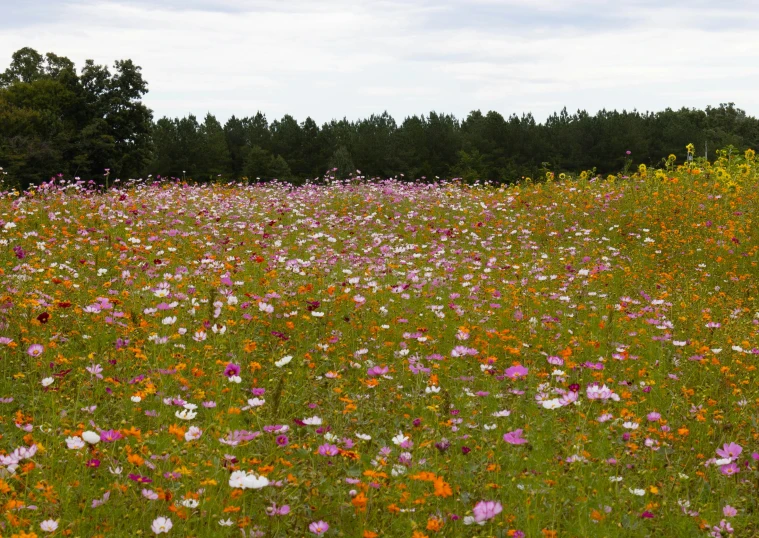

0,158,758,536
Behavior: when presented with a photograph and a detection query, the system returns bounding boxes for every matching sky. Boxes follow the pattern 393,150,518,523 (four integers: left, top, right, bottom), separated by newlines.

2,0,759,125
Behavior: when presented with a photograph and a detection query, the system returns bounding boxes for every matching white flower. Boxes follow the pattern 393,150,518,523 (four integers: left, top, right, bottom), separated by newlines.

275,355,293,368
629,488,645,496
151,516,173,534
40,520,58,533
609,476,623,482
193,330,207,342
218,519,234,527
492,410,511,417
162,316,177,325
229,470,269,489
622,421,639,430
356,433,371,441
484,424,497,430
66,436,85,449
180,499,199,508
109,466,122,475
82,431,101,445
392,432,409,446
258,302,274,314
131,395,142,403
229,470,248,488
41,377,54,387
247,398,265,408
324,432,338,442
312,311,324,317
425,385,441,394
175,409,197,420
227,375,242,384
541,398,562,410
302,416,322,425
184,426,202,442
715,458,733,466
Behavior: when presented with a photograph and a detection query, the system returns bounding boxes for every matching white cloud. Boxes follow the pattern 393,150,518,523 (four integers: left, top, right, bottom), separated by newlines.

1,0,758,123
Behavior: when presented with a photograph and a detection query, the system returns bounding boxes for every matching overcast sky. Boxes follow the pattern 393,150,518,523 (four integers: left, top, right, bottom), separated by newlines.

2,0,758,124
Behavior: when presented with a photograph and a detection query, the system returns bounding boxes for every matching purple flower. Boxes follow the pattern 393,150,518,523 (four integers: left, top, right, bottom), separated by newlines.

276,435,289,447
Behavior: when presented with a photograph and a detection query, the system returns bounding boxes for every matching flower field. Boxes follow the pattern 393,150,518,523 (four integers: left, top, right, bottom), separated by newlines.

1,152,758,537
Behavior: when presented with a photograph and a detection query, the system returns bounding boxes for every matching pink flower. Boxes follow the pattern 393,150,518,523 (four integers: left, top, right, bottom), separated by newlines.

504,365,528,379
720,463,740,476
309,521,329,535
716,442,742,461
503,429,528,445
27,344,44,357
723,505,737,517
367,366,389,377
472,500,502,523
318,443,338,456
266,503,291,516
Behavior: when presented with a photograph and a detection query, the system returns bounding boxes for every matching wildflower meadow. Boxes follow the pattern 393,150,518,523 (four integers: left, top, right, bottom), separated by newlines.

1,148,758,537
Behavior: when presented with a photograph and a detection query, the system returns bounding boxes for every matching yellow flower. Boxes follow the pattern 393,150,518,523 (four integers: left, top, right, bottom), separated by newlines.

745,148,756,161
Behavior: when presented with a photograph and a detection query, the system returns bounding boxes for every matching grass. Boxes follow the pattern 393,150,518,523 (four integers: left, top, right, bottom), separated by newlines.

0,151,758,537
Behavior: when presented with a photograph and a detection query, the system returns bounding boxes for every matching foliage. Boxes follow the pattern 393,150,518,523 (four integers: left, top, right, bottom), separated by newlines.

0,47,152,184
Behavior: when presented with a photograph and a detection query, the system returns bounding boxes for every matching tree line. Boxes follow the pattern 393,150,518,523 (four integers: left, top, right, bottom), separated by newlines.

2,47,759,188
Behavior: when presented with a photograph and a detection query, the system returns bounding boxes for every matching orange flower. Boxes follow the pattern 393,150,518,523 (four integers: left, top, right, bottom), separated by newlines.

352,491,368,512
432,477,453,498
426,517,445,532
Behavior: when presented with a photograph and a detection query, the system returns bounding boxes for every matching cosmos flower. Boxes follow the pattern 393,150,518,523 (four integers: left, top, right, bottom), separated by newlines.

151,516,173,534
309,521,329,535
472,500,502,523
503,429,528,445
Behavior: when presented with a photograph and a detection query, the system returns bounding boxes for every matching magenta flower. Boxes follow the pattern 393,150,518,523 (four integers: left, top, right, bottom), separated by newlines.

276,435,289,446
100,429,123,443
223,362,241,378
27,344,44,357
309,521,329,535
716,442,742,461
472,500,502,523
504,365,528,379
503,429,528,445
